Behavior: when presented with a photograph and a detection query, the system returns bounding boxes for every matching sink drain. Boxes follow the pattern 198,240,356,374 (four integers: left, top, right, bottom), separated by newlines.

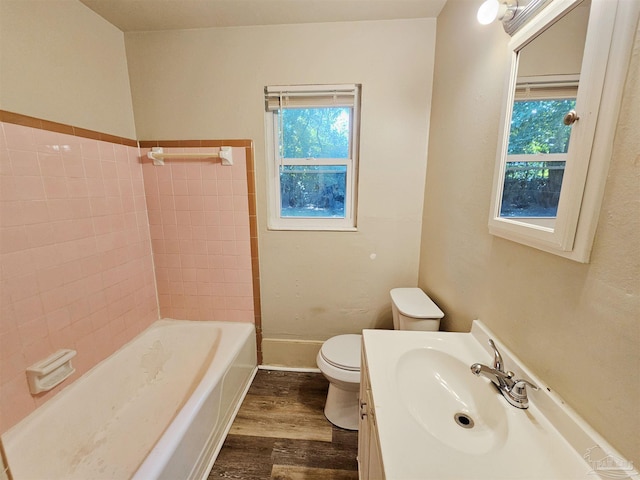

454,412,475,429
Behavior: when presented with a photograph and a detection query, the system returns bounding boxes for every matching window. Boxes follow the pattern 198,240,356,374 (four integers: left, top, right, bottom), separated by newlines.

500,78,577,218
264,84,361,230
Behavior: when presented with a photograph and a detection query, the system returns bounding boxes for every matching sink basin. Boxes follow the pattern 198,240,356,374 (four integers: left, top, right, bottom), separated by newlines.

361,325,638,479
395,347,507,454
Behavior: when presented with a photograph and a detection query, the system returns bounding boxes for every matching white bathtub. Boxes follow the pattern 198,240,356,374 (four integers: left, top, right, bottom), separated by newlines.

2,319,257,480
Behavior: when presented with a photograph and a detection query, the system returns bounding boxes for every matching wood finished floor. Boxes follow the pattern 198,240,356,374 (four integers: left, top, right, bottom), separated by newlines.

208,370,359,480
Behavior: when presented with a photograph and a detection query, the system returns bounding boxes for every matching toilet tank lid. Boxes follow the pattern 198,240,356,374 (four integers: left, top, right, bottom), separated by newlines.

390,288,444,319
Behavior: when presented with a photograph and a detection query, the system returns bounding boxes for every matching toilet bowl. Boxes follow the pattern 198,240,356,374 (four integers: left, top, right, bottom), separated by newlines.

317,287,444,430
316,334,361,430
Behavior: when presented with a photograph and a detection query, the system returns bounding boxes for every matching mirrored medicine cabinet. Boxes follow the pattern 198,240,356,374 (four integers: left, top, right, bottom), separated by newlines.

488,0,639,262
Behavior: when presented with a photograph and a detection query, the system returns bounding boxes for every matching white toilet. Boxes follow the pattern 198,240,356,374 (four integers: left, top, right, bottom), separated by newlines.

317,287,444,430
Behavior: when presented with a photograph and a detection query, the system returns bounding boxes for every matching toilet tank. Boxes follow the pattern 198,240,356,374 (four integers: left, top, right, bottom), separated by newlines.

390,288,444,331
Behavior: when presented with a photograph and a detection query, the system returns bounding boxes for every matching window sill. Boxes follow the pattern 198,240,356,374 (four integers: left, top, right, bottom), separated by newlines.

266,225,358,232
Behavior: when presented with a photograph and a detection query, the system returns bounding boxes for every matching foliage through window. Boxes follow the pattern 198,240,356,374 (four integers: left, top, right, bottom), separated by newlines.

265,85,360,230
501,94,576,218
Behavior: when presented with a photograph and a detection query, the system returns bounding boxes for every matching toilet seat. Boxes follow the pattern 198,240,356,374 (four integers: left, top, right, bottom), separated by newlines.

320,334,361,371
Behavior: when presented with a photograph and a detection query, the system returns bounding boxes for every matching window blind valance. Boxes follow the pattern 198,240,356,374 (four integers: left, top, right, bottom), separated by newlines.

515,74,579,100
265,84,360,111
515,85,578,100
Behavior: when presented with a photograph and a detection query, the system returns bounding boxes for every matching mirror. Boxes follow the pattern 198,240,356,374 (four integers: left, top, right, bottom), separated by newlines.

489,0,636,262
500,3,588,227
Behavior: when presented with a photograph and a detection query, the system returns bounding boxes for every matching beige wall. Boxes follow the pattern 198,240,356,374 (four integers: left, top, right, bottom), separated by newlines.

420,0,639,465
0,0,136,139
518,2,589,77
125,19,437,365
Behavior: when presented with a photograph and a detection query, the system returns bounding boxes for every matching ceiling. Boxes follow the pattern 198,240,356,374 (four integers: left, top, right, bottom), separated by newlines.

79,0,448,32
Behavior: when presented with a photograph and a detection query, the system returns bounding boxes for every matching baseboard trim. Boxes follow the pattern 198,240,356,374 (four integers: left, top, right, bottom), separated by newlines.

258,365,321,373
261,338,323,369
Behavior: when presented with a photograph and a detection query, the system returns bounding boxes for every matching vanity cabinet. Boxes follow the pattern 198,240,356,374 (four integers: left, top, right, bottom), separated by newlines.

358,346,385,480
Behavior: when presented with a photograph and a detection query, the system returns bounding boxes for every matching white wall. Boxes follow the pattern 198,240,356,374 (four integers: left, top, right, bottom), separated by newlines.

125,19,437,364
420,0,639,465
0,0,136,139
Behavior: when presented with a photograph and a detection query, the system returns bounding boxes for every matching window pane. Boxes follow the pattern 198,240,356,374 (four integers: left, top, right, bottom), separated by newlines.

500,161,565,217
280,165,347,218
280,108,351,159
509,99,576,155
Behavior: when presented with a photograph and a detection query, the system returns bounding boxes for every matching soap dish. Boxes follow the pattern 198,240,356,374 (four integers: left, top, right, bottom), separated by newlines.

26,349,77,394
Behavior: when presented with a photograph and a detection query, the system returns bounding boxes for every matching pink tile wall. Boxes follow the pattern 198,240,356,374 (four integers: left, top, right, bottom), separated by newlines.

0,122,159,433
141,147,254,323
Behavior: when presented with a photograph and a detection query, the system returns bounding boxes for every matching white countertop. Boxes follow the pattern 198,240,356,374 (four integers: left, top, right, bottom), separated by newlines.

361,322,638,480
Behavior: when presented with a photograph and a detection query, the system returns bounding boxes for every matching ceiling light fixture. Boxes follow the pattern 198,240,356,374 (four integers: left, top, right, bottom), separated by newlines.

477,0,518,25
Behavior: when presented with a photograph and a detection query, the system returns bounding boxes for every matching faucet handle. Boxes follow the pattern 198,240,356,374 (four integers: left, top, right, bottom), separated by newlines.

511,379,538,399
488,339,504,372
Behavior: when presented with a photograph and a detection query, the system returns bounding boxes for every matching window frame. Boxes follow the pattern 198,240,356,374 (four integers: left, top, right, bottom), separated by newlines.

264,84,361,231
500,84,578,221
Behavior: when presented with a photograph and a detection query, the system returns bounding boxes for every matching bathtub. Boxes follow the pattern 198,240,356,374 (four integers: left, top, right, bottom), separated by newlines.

2,319,257,480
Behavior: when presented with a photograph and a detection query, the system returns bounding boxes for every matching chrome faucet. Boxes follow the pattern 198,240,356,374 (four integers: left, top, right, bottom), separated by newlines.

470,339,538,409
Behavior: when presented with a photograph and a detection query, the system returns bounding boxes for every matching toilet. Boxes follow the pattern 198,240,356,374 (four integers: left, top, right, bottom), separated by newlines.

317,287,444,430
